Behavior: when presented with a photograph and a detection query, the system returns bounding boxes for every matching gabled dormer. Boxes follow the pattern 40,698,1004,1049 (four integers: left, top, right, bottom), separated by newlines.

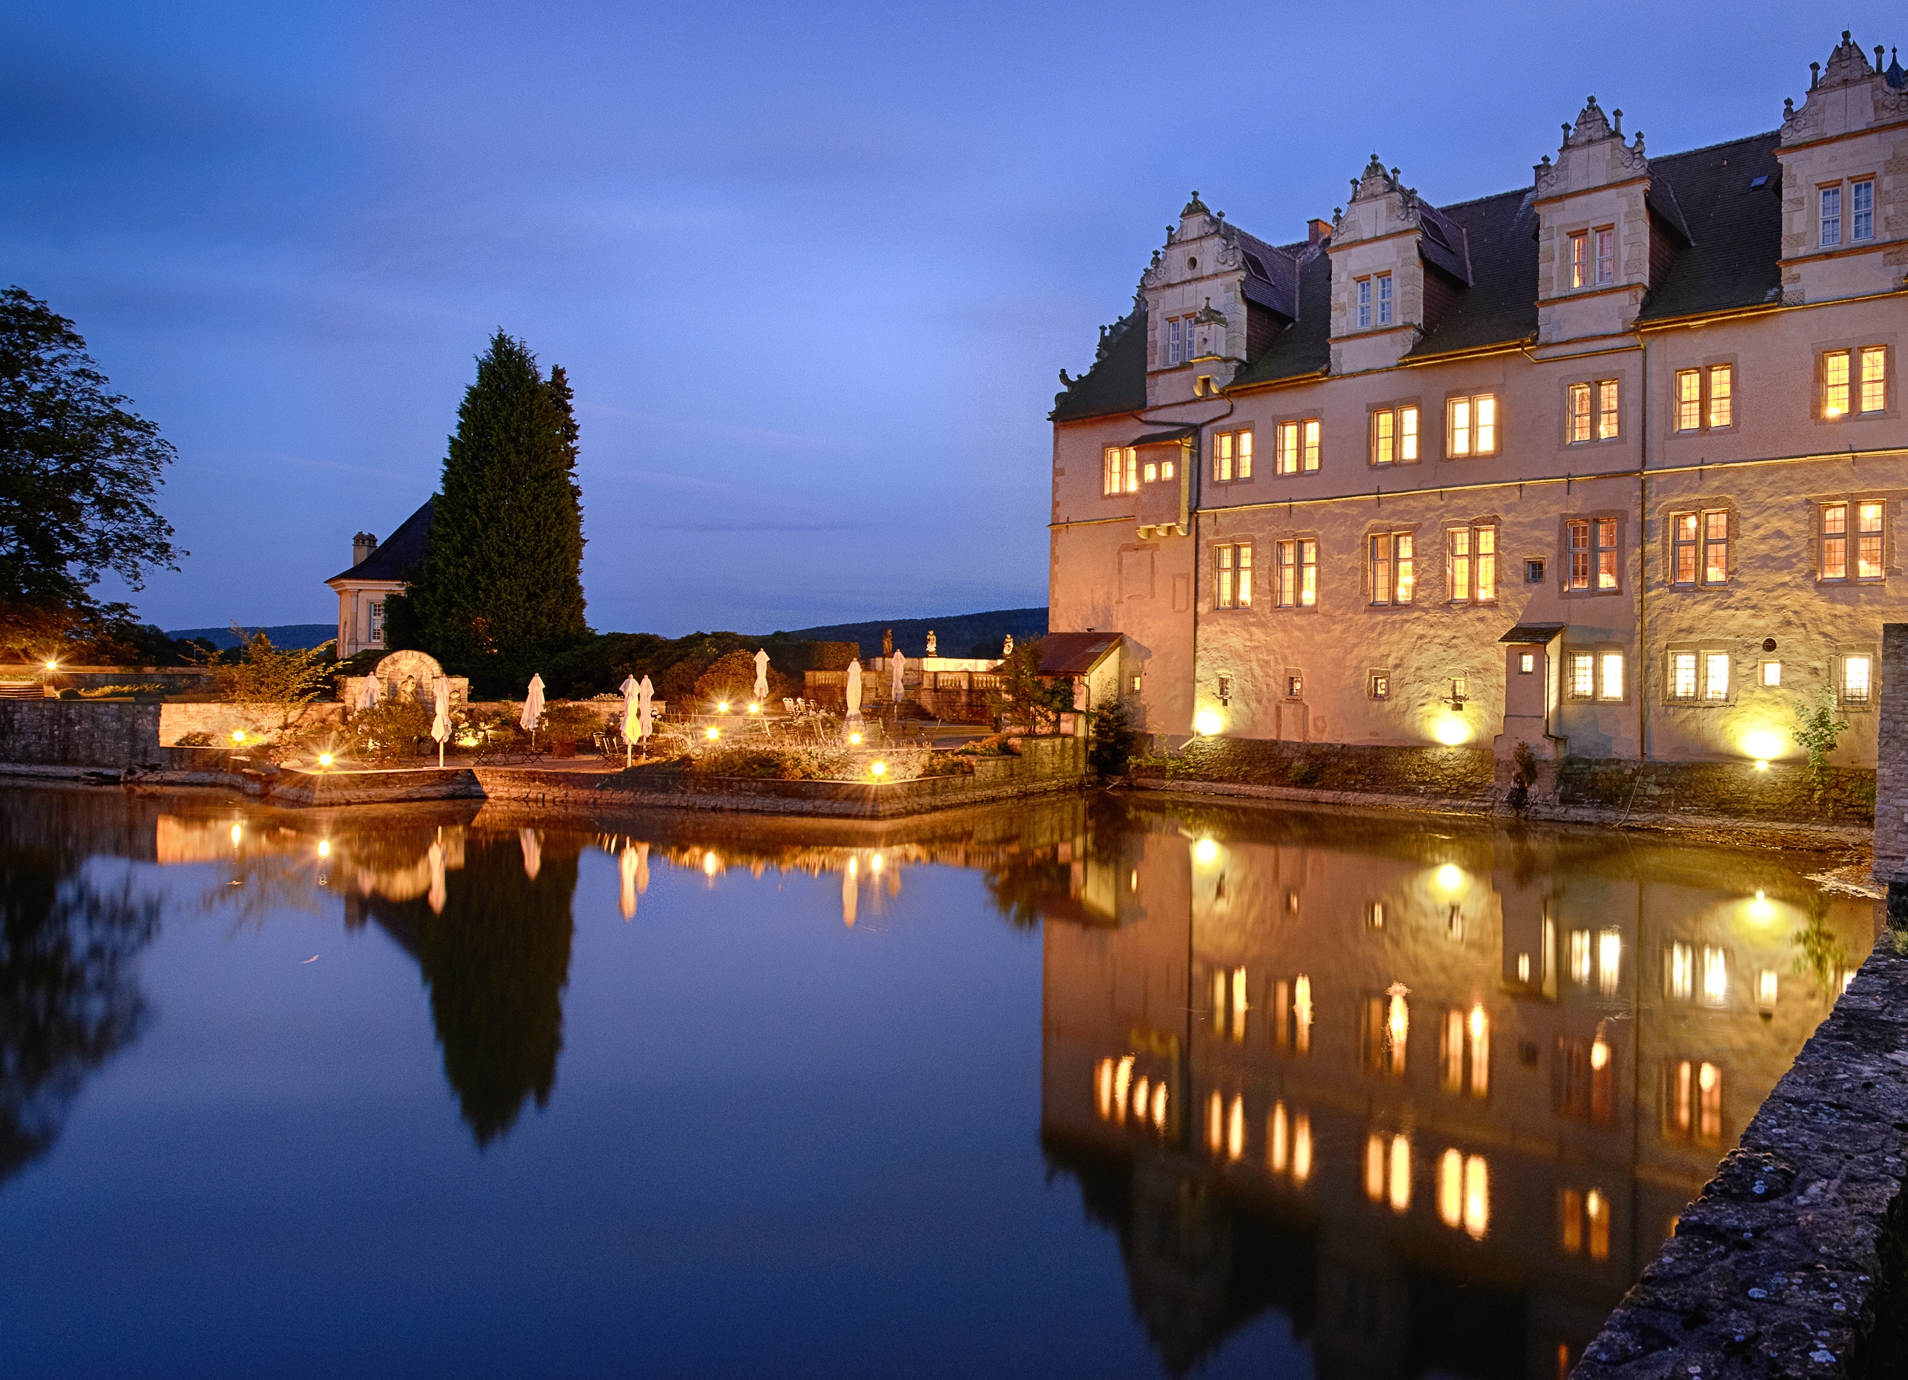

1139,193,1295,406
1328,157,1469,373
1777,30,1908,304
1533,97,1655,348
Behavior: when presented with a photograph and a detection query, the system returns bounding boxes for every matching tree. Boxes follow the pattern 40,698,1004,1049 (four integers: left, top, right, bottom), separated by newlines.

1791,687,1851,810
0,288,182,647
408,332,588,691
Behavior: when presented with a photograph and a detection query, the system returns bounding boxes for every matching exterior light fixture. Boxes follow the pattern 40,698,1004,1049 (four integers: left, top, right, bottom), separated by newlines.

231,729,246,744
43,659,58,671
747,702,760,715
849,732,863,746
870,761,887,778
1192,707,1224,736
1193,837,1220,866
705,726,720,740
717,700,730,712
317,752,334,768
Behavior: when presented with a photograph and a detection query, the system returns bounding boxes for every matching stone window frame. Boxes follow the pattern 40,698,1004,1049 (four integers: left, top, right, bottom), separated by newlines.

1443,391,1500,459
1562,376,1623,448
1668,357,1738,437
1271,532,1322,612
1367,669,1392,701
1813,335,1895,423
1271,413,1323,477
1811,494,1895,585
1558,511,1627,598
1364,522,1421,609
1562,643,1628,704
1212,428,1254,485
1663,504,1736,589
1443,516,1501,606
1213,541,1255,611
1661,642,1736,707
1835,644,1879,711
1367,398,1423,468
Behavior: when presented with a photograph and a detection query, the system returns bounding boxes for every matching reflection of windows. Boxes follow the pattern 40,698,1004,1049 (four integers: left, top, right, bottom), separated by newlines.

1702,945,1728,1006
1266,1101,1311,1184
1557,1035,1614,1123
1667,941,1694,1001
1437,1149,1489,1239
1210,966,1249,1043
1560,1188,1611,1260
1362,991,1408,1076
1440,1006,1490,1098
1365,900,1386,930
1365,1132,1411,1213
1272,975,1313,1054
1206,1091,1246,1161
1094,1055,1170,1133
1666,1059,1722,1145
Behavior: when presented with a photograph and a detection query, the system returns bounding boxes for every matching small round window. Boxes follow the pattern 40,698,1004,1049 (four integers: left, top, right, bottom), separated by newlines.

1187,257,1197,270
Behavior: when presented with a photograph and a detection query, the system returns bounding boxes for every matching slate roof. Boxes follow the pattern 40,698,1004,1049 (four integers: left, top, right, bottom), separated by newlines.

1051,129,1792,418
327,497,434,583
1037,631,1122,677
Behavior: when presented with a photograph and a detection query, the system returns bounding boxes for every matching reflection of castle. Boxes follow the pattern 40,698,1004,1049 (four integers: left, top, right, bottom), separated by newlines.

1038,806,1873,1379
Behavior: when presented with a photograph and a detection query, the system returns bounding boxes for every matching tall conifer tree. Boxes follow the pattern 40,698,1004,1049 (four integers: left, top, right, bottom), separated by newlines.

410,332,588,687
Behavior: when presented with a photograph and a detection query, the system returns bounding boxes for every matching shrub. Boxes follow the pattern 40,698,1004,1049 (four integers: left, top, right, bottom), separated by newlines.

201,628,334,706
1791,688,1851,810
1512,740,1538,789
1287,757,1319,786
1088,695,1141,777
350,698,432,761
173,730,213,747
540,700,601,742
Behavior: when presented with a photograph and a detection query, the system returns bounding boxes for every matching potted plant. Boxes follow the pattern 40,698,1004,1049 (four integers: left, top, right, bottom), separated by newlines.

540,700,601,759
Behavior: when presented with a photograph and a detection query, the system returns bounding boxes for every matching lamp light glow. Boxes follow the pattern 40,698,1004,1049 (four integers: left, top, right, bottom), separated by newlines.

870,760,887,778
1741,727,1787,762
1754,759,1769,770
317,839,331,858
1192,707,1224,737
44,659,58,671
231,729,246,744
317,752,334,768
848,732,863,746
1432,715,1471,746
747,702,760,714
229,823,243,844
705,726,720,740
1192,837,1220,866
717,700,730,712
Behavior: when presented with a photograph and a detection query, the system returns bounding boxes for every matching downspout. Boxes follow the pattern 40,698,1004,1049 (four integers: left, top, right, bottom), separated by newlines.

1187,398,1233,741
1637,327,1651,768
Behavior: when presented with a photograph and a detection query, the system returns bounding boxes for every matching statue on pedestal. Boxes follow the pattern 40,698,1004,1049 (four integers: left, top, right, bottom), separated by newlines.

925,630,937,656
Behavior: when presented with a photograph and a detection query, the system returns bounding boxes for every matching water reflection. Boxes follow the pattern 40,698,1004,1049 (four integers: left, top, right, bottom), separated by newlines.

1029,799,1873,1378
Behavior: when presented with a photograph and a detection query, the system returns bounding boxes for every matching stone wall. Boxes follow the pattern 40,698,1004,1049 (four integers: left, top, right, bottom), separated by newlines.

1134,737,1498,801
1873,624,1908,880
1554,758,1875,826
0,701,164,768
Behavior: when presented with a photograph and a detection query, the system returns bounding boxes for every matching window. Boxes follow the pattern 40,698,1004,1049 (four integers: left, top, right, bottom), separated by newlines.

1853,179,1874,241
1820,500,1884,581
1446,394,1497,457
1357,278,1371,329
1826,350,1850,416
1568,383,1591,443
1598,380,1619,440
1566,649,1625,702
1276,539,1317,608
1525,558,1546,584
1760,660,1782,688
1216,544,1253,609
1214,429,1252,482
1669,510,1728,585
1440,1006,1490,1099
1569,231,1588,289
1595,228,1615,285
1377,272,1392,325
1861,347,1887,413
1368,671,1390,700
1704,652,1730,702
1167,319,1181,365
1447,524,1497,603
1675,370,1701,431
1709,364,1732,428
1568,380,1618,442
1370,405,1418,465
1103,446,1137,496
1565,518,1619,591
1842,652,1874,707
1821,186,1842,247
369,600,385,644
1276,419,1320,475
1667,650,1731,703
1369,532,1414,606
1825,347,1886,418
1519,652,1535,674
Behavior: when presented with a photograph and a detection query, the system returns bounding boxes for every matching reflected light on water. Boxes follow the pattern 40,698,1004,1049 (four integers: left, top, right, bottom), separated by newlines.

1431,863,1468,897
316,839,330,858
229,823,243,845
1192,837,1220,867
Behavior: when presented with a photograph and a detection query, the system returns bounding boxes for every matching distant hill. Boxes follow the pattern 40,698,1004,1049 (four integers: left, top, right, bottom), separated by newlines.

767,608,1047,662
166,623,336,650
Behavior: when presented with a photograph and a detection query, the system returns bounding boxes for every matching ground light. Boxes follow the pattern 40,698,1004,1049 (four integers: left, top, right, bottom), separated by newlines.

849,732,863,746
231,729,247,744
870,761,887,778
1193,837,1220,866
717,700,730,712
317,752,334,768
1741,727,1786,763
1432,715,1470,746
705,726,720,740
747,702,760,715
1192,708,1224,736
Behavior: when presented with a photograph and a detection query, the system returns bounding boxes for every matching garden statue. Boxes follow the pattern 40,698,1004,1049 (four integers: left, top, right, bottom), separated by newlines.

925,630,936,656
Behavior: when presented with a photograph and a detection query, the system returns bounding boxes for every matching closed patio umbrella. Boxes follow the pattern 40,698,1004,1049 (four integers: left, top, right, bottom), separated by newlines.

889,649,904,701
620,675,640,767
431,677,450,768
520,673,545,742
520,827,541,881
427,838,446,915
753,649,770,703
846,659,862,716
638,675,653,752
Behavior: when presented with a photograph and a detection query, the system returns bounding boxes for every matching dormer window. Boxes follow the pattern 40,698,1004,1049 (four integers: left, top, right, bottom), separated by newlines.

1853,180,1874,241
1821,187,1842,247
1377,273,1392,326
1595,229,1614,285
1569,232,1588,289
1357,279,1372,329
1167,319,1183,366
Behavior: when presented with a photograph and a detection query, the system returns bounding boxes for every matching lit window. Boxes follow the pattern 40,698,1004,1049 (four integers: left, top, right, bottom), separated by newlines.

1369,531,1414,606
1301,419,1320,471
1446,393,1497,457
1599,930,1621,995
1276,419,1320,474
1670,510,1728,585
1852,179,1874,241
1214,429,1252,482
1568,383,1592,444
1709,364,1732,428
1703,652,1731,702
1365,1132,1412,1212
1377,272,1392,325
1444,525,1496,604
1400,406,1418,461
1565,518,1618,591
1448,528,1470,601
1357,277,1371,329
1595,227,1615,284
1705,510,1729,583
1518,652,1535,674
1860,347,1887,413
1216,544,1253,609
1761,661,1782,688
1276,539,1317,608
1142,461,1157,483
1859,500,1884,578
1821,186,1842,247
1843,653,1873,706
1569,231,1588,289
1675,369,1701,431
1370,405,1417,465
1103,446,1137,496
1825,350,1850,416
1821,502,1848,579
1598,380,1619,440
1277,421,1298,475
1568,651,1594,699
1671,513,1698,584
1476,526,1496,604
1599,652,1624,701
1671,651,1697,700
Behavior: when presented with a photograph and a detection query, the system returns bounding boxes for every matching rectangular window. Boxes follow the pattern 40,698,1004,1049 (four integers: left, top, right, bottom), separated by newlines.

1599,651,1624,701
1826,350,1851,416
369,600,385,643
1568,383,1592,444
1597,517,1618,589
1821,502,1849,580
1372,409,1394,465
1369,532,1414,606
1444,525,1496,604
1235,430,1251,478
1103,446,1136,496
1213,429,1251,482
1568,651,1594,699
1704,510,1729,584
1276,539,1317,608
1595,227,1615,284
1277,422,1299,476
1357,278,1372,329
1301,419,1320,472
1448,528,1470,603
1859,500,1884,579
1676,369,1701,431
1703,652,1731,702
1377,273,1392,325
1215,544,1252,609
1569,231,1588,289
1569,518,1619,591
1821,186,1842,247
1399,405,1417,461
1860,347,1887,413
1168,319,1182,365
1598,380,1619,440
1476,525,1496,604
1215,432,1232,482
1853,179,1874,241
1670,650,1697,700
1143,460,1158,484
1708,364,1733,428
1568,519,1592,590
1671,513,1698,585
1843,653,1874,706
1446,394,1498,457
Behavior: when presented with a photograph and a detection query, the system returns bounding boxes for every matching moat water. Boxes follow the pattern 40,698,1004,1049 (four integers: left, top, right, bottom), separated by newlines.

0,785,1875,1379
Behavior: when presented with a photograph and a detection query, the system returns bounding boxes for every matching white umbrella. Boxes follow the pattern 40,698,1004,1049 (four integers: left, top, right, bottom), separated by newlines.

619,841,650,920
619,675,640,767
889,649,904,701
427,839,446,915
753,648,769,703
358,675,382,711
430,677,450,768
520,827,541,881
846,659,862,716
637,675,654,751
520,673,545,741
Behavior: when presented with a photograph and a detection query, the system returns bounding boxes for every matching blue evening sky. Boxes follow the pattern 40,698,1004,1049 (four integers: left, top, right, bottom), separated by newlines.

2,3,1892,635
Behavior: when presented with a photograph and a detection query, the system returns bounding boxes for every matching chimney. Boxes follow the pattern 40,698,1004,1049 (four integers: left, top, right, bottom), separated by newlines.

353,531,378,566
1307,218,1332,246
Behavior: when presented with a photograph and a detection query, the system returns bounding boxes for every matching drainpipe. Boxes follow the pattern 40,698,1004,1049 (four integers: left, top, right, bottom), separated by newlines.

1638,330,1651,767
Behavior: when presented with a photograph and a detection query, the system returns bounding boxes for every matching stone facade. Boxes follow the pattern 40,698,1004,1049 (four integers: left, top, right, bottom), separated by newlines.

1050,34,1908,773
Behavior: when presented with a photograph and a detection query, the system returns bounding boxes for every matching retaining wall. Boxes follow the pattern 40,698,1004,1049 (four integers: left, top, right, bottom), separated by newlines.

0,701,165,768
